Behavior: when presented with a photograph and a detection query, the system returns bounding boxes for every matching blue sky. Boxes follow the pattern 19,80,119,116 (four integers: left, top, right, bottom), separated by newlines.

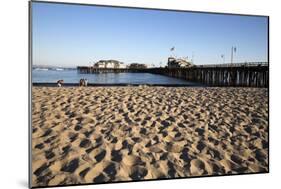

32,2,268,67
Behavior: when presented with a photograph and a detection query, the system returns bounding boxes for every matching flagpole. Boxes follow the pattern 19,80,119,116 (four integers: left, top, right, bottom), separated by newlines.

231,46,233,64
231,46,237,64
192,52,194,64
170,46,175,57
221,54,225,64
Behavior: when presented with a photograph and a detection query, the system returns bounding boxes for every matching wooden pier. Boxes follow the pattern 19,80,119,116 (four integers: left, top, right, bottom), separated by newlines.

77,62,269,87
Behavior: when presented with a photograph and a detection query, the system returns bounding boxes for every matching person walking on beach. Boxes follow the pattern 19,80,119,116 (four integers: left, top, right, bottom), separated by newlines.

79,78,88,86
57,80,64,87
84,79,88,86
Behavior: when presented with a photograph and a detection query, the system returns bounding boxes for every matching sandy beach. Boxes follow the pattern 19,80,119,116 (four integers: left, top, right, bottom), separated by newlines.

31,86,268,187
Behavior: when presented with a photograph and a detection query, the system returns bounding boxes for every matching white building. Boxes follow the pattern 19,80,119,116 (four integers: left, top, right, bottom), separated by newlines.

93,60,126,69
94,61,106,68
167,57,193,68
106,61,115,68
118,63,126,68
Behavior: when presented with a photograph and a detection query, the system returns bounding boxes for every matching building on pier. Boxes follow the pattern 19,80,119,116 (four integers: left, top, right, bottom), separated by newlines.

167,57,194,68
93,60,126,69
129,63,147,69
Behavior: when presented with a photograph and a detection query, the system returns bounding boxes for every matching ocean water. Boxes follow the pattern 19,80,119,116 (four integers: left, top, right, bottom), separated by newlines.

32,69,197,85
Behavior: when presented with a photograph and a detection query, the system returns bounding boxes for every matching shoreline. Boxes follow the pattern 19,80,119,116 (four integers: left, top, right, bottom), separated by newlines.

32,82,268,88
32,82,205,87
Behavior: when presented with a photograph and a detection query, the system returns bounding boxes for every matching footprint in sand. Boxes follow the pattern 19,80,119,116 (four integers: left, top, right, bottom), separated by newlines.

111,150,122,162
79,167,90,178
34,163,49,177
190,159,206,175
79,138,92,148
35,143,44,150
94,150,106,162
129,166,148,180
196,141,206,152
45,149,55,160
167,161,177,177
123,155,145,166
103,163,117,180
60,158,79,173
93,173,107,183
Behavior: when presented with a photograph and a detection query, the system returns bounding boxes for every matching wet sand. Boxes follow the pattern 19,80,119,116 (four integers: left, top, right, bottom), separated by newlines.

31,86,268,187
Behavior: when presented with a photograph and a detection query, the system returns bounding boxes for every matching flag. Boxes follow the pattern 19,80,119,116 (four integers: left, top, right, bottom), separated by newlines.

170,46,175,51
234,47,237,53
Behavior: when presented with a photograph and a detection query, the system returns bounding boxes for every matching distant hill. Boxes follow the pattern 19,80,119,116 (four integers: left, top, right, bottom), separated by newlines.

32,65,77,70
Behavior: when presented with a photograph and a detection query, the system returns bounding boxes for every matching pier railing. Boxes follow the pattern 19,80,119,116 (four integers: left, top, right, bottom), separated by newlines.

196,62,268,68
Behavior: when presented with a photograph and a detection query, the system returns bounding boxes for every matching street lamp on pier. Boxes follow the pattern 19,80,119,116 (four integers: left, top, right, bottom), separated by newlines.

221,54,225,64
231,46,237,64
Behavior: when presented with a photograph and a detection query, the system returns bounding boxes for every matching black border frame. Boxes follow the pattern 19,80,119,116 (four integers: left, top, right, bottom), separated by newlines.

28,0,270,188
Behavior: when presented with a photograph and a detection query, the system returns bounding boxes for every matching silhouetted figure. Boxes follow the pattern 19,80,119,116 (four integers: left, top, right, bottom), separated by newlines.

57,80,64,87
84,79,88,86
79,78,88,86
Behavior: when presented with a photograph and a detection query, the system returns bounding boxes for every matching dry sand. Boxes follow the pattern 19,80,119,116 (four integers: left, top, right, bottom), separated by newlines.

32,86,268,187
